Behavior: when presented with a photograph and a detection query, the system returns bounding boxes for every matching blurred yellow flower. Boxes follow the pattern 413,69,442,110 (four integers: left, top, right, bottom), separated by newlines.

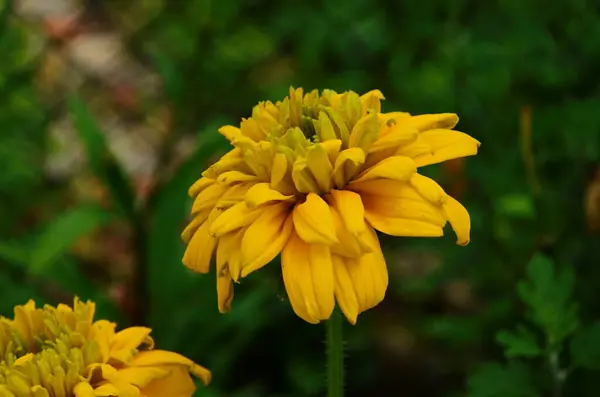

0,298,210,396
183,87,480,324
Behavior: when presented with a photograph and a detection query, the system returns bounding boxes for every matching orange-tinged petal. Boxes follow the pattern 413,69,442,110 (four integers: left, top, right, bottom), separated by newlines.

241,208,293,277
182,221,216,273
328,190,366,234
281,232,335,323
293,193,338,245
209,201,263,236
442,195,471,246
245,182,294,208
132,350,211,386
413,129,480,167
351,156,416,184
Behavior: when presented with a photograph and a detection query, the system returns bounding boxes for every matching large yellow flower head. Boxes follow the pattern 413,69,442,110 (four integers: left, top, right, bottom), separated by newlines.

183,87,480,324
0,298,210,396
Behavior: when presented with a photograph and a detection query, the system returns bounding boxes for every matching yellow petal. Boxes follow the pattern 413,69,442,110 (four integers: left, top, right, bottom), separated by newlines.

132,350,211,386
394,137,432,159
270,153,295,195
292,158,320,193
182,221,216,273
73,383,95,397
442,195,471,246
241,117,267,141
360,189,446,228
111,327,152,352
245,183,294,208
329,206,369,258
340,227,388,314
331,255,359,324
31,386,49,397
320,139,342,165
240,204,293,277
181,214,207,244
360,89,385,114
413,129,480,167
281,232,335,323
307,144,333,193
209,201,263,237
203,148,247,177
216,229,244,282
350,156,416,184
293,193,338,245
216,171,258,185
115,366,169,388
316,111,338,142
368,124,418,153
402,113,459,131
409,173,446,204
141,365,197,397
214,183,253,209
328,190,366,234
215,240,235,313
218,125,243,141
348,110,380,152
188,177,214,199
190,183,227,215
332,148,365,189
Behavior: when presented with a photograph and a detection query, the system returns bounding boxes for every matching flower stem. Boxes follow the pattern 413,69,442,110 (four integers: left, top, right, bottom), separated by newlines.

326,310,345,397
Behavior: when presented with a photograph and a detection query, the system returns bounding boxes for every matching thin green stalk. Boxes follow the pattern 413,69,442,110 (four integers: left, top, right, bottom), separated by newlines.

326,310,345,397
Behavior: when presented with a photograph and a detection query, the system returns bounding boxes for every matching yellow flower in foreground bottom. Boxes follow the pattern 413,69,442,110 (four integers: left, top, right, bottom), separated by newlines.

182,87,480,324
0,298,210,396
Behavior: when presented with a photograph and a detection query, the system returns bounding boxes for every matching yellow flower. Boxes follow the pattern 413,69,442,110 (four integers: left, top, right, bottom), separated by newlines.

0,298,210,396
182,87,480,324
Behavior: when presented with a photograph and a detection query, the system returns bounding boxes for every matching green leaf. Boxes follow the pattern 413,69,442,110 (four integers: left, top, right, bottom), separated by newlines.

68,95,136,218
30,205,113,273
570,322,600,370
496,325,542,358
466,362,539,397
517,253,579,345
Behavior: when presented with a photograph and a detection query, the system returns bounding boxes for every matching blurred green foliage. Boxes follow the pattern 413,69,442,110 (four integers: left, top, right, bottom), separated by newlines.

3,0,600,396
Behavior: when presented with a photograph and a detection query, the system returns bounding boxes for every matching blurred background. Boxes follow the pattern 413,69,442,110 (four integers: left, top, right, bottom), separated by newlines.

2,0,600,396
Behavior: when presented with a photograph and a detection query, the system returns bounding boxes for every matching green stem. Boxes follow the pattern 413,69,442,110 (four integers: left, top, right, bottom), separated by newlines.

326,310,345,397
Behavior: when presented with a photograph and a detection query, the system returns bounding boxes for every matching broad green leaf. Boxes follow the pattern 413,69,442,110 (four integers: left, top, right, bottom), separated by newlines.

517,253,579,345
0,240,28,267
68,95,136,218
570,322,600,370
466,362,539,397
496,325,542,358
30,205,113,273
